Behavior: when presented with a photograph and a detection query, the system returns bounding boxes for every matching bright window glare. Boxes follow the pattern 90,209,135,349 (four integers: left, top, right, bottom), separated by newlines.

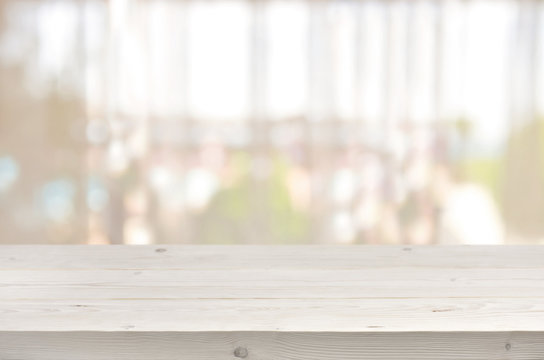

188,1,250,121
266,1,308,120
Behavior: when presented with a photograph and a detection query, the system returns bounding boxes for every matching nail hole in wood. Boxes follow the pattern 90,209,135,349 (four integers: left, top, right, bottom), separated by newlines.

505,343,511,351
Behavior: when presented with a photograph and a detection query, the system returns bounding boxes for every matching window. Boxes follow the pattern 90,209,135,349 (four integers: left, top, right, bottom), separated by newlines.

0,0,543,244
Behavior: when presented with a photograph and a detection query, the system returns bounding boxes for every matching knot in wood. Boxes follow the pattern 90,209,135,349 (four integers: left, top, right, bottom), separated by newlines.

234,346,248,358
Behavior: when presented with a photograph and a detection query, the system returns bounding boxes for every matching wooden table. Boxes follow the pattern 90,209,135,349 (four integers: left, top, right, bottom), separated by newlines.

1,245,543,359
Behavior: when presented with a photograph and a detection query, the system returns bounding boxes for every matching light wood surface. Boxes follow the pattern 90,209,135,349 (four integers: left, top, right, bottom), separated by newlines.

2,245,544,359
1,245,543,332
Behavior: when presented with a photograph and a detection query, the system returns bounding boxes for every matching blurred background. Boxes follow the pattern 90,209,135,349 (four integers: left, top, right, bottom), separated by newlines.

0,0,543,245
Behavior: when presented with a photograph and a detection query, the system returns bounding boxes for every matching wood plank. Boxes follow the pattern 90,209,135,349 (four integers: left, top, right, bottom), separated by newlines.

2,268,544,299
1,332,543,360
1,298,544,332
1,246,544,332
1,245,543,269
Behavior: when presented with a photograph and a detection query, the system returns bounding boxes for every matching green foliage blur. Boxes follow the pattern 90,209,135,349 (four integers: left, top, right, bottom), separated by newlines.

458,119,544,238
195,152,310,244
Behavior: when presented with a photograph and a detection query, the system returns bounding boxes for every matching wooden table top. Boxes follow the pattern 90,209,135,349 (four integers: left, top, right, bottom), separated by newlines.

1,245,543,332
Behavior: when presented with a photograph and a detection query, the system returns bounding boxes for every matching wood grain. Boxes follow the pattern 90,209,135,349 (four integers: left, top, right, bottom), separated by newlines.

1,246,544,332
1,332,543,360
1,246,544,359
2,245,544,269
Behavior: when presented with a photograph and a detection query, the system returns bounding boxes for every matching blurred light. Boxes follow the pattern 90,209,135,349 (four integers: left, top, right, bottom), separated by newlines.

149,166,173,190
40,179,76,222
87,177,109,212
354,195,380,231
286,167,311,210
107,140,129,174
331,168,356,205
124,217,152,245
332,211,356,244
185,168,219,211
0,156,20,193
441,183,504,244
